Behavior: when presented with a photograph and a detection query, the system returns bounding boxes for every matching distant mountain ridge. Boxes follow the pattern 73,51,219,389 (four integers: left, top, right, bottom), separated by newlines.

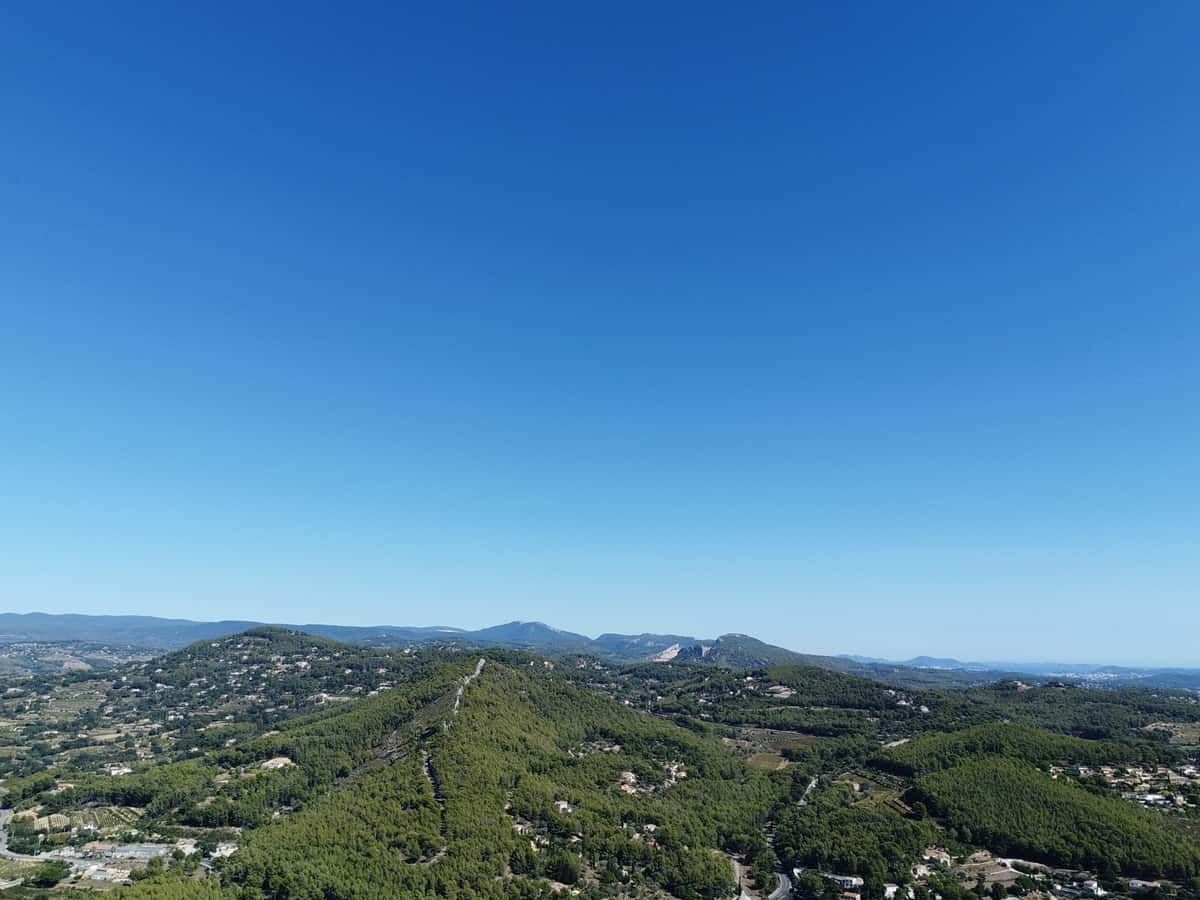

0,614,932,684
0,612,265,647
2,612,1196,689
0,613,827,669
591,632,698,658
839,650,1200,679
470,620,591,647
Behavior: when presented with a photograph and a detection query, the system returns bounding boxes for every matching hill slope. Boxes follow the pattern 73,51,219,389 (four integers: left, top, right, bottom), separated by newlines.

15,643,780,899
224,658,778,898
917,757,1200,877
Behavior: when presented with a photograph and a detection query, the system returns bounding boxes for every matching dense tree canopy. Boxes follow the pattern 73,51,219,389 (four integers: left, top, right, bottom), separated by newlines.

916,757,1200,878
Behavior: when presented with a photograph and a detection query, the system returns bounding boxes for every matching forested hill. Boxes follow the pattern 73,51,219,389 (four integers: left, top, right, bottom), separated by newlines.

885,724,1200,879
874,722,1177,776
915,756,1200,878
19,646,782,899
7,630,1200,898
223,657,779,899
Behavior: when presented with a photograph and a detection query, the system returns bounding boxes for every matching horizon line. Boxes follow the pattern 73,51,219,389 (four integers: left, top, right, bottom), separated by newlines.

2,609,1196,672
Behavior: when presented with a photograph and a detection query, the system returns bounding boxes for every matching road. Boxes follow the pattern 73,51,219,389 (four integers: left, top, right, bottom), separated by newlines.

731,856,792,900
427,659,486,859
451,658,485,717
768,871,792,899
729,856,754,900
798,776,817,805
444,658,486,732
0,808,44,861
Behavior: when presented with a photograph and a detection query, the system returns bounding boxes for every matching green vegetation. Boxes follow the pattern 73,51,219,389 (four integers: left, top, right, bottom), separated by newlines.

776,782,937,885
28,860,71,887
110,881,238,899
227,661,777,898
223,753,444,895
876,722,1170,776
4,628,1200,898
915,757,1200,878
41,760,216,816
929,681,1200,742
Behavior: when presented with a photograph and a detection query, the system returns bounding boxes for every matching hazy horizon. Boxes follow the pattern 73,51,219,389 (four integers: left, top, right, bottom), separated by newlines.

0,607,1192,670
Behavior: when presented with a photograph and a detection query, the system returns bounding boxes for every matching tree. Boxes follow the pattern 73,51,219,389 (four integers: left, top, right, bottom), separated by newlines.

28,860,71,887
546,850,581,885
795,872,828,899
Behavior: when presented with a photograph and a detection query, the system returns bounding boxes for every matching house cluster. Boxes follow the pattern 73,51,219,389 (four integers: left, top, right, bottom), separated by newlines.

791,868,916,900
67,841,175,862
792,848,1167,900
614,761,688,796
511,806,588,853
570,739,623,758
25,836,205,886
913,848,1179,900
1057,880,1108,898
1050,763,1198,810
54,637,413,764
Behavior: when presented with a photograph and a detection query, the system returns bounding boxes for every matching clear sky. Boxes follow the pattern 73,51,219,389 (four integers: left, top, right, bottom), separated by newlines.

2,3,1197,665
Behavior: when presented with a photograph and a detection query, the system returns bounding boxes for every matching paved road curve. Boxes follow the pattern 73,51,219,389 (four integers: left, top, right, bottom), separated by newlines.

768,871,792,900
731,856,792,900
0,808,43,861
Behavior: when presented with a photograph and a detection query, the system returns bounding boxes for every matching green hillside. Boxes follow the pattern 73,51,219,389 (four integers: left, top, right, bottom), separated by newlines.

876,722,1169,775
226,659,777,898
36,653,780,899
775,782,937,885
8,632,1200,900
916,757,1200,878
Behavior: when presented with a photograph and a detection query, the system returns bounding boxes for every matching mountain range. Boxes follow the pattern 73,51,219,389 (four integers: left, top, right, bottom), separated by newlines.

1,611,1196,689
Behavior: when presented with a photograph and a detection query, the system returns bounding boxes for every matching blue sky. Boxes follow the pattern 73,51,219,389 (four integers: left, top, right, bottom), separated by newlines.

2,3,1197,664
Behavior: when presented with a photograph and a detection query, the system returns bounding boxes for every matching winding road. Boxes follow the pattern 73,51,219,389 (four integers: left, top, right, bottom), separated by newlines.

767,871,792,899
731,856,792,900
0,809,42,861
